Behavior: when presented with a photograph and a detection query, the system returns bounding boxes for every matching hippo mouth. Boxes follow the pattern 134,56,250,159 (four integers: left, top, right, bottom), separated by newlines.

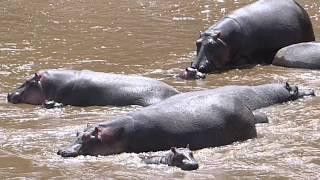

7,92,22,104
179,160,199,171
57,144,82,157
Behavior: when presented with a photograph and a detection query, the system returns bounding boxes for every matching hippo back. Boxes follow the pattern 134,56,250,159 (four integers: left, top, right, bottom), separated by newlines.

123,93,257,152
228,0,314,52
40,69,179,106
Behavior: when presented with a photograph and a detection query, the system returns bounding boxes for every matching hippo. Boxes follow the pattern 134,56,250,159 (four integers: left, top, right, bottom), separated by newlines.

179,0,315,79
57,94,263,157
273,42,320,69
7,69,179,107
202,83,315,110
57,83,314,157
140,145,199,171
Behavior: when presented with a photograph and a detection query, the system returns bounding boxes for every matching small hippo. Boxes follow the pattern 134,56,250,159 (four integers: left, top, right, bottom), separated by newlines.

140,145,199,171
7,69,179,107
273,42,320,69
180,0,315,79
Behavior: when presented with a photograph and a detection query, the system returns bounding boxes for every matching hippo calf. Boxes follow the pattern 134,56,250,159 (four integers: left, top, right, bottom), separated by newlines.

273,42,320,69
180,0,315,79
140,146,199,171
7,69,179,107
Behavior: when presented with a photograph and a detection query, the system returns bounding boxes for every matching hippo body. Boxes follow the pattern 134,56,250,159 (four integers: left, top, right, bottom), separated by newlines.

180,0,315,79
204,83,315,110
58,94,259,157
57,83,314,157
273,42,320,69
7,69,179,107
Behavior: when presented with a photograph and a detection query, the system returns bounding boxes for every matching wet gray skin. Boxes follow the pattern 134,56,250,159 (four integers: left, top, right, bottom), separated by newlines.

57,83,315,158
141,146,199,171
7,70,179,107
179,0,315,80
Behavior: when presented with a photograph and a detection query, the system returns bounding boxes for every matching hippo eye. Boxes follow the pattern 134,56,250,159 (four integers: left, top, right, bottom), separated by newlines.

26,79,39,88
173,154,184,162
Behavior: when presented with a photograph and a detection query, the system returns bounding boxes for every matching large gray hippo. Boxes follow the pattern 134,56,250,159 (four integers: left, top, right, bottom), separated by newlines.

180,0,315,79
273,42,320,69
7,69,179,107
57,83,314,157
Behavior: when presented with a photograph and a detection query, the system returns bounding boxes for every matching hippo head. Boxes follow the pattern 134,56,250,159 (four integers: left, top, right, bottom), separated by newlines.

57,125,126,157
285,82,315,100
7,73,45,105
179,31,229,80
192,31,229,73
167,145,199,171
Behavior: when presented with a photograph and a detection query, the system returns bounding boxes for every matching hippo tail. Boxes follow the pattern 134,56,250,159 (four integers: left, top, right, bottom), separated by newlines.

252,111,268,124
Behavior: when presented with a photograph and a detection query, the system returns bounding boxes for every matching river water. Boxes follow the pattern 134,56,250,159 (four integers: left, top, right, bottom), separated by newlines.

0,0,319,179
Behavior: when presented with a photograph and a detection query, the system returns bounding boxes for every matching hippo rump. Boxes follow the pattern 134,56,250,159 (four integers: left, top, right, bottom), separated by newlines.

7,69,179,107
180,0,315,79
57,83,314,157
273,42,320,69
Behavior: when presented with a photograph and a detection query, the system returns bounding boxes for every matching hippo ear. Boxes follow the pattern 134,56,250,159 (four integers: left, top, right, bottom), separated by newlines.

171,147,177,154
285,82,291,91
186,144,190,149
212,31,222,40
34,73,42,82
199,31,204,38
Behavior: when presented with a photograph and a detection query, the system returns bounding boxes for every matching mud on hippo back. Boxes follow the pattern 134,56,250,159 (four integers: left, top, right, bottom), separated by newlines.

7,69,179,107
180,0,315,79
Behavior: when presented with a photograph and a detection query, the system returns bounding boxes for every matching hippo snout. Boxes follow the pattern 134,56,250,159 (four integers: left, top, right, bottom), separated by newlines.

57,144,82,157
7,92,21,104
198,65,208,73
179,159,199,171
299,89,316,97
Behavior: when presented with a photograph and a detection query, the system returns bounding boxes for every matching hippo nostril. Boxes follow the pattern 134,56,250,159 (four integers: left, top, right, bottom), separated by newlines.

7,92,21,104
198,65,207,73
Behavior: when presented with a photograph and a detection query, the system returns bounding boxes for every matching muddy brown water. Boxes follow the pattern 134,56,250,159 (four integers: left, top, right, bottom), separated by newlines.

0,0,320,179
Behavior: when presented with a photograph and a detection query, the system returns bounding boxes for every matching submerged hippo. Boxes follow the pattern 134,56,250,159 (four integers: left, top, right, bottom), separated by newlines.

57,83,313,157
7,69,179,107
140,146,199,171
180,0,315,79
203,83,315,110
273,42,320,69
